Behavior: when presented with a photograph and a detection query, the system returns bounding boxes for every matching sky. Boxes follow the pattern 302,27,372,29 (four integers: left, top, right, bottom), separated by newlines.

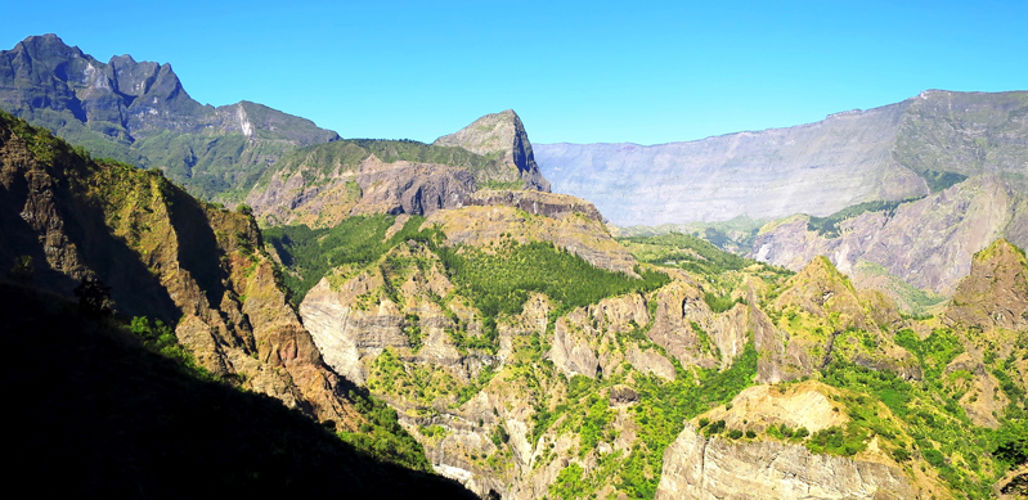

2,0,1026,144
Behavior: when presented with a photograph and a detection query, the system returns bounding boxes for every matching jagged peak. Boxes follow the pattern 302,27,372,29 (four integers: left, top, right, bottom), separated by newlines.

946,239,1028,331
792,256,855,291
973,238,1027,266
12,33,84,59
433,109,527,156
433,109,551,191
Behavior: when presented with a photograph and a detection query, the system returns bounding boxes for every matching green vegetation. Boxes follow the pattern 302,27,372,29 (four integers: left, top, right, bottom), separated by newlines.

806,198,922,238
894,328,964,379
854,260,945,315
549,463,587,500
615,215,766,254
619,343,758,498
438,240,670,319
129,316,214,381
919,169,970,193
619,232,754,276
823,359,997,497
338,390,432,473
264,215,430,304
260,136,521,191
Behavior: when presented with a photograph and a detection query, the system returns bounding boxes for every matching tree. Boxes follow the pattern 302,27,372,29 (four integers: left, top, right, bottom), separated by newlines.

8,255,33,283
74,274,113,317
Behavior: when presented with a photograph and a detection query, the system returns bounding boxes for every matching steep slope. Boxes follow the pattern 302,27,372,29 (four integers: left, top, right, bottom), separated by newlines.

535,90,1028,226
0,110,432,471
0,34,338,199
245,110,552,227
2,281,475,498
271,199,1019,498
656,382,940,499
751,174,1028,308
433,109,550,191
945,239,1028,332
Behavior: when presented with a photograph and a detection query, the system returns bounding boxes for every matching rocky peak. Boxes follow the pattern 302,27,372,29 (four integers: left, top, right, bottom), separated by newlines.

946,238,1028,331
13,33,84,61
434,109,550,191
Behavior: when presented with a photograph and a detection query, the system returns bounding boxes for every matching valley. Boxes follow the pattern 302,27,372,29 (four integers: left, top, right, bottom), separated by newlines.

2,32,1028,499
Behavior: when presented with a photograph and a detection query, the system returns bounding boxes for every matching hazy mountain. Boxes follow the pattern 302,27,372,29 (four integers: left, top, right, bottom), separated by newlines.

750,174,1028,310
535,90,1028,227
0,34,339,199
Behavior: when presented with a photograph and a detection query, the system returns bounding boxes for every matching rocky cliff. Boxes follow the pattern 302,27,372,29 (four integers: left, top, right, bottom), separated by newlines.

0,111,437,472
945,239,1028,332
655,383,938,499
751,174,1028,309
3,282,475,498
0,34,339,199
245,110,554,228
535,90,1028,226
434,109,550,191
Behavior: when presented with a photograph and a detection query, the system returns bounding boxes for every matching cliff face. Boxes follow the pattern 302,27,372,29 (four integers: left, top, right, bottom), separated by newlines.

945,239,1028,332
0,111,369,434
245,110,554,228
656,424,923,499
655,382,942,499
751,174,1027,307
434,109,550,192
425,191,635,275
0,34,339,199
2,282,475,498
535,90,1028,226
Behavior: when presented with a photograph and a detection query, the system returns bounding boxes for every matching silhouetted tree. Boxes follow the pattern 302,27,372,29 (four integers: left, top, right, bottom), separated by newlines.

74,274,113,317
8,255,33,283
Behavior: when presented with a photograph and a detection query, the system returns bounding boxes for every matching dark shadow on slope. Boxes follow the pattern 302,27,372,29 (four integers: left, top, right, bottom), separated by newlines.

165,185,227,308
0,280,476,499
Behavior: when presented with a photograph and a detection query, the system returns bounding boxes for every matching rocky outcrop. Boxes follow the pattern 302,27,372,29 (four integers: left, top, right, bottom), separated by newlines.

351,156,476,216
426,202,638,275
536,90,1028,227
752,175,1025,303
0,112,367,433
945,239,1028,332
656,424,923,499
657,381,939,499
434,109,550,191
467,189,603,222
0,34,339,199
247,153,477,227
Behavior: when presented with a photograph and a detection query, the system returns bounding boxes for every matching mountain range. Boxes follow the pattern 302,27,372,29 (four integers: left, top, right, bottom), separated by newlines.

0,33,339,199
3,33,1028,499
535,90,1028,226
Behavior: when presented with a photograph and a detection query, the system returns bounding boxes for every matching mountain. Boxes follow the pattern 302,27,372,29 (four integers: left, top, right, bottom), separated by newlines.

0,110,461,482
751,174,1028,310
945,239,1028,332
433,109,550,191
244,110,551,227
263,172,1028,499
0,34,339,199
534,90,1028,227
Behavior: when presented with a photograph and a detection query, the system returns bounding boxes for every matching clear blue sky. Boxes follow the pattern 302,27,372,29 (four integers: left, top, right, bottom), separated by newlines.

3,0,1026,144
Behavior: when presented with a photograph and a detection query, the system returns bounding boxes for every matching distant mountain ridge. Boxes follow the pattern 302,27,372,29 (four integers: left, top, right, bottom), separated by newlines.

0,34,339,199
535,90,1028,226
